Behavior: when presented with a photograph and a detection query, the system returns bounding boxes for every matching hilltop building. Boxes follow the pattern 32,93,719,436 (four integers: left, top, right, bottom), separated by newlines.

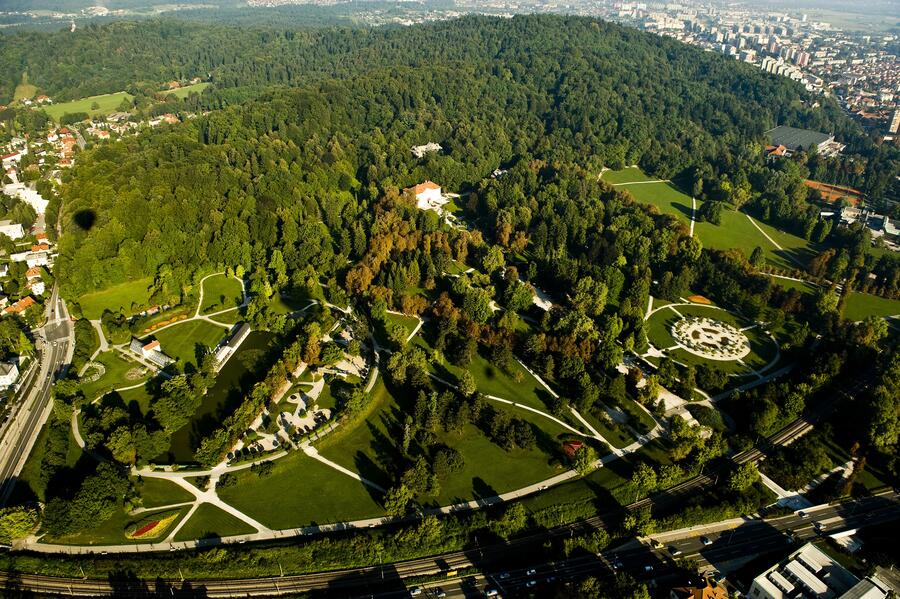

766,125,844,157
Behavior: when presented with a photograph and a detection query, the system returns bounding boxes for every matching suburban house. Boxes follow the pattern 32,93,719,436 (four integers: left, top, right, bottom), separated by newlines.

0,221,25,240
748,543,890,599
129,338,174,368
35,95,52,104
26,267,44,296
765,125,845,158
10,250,50,268
3,296,35,316
0,361,19,390
2,183,49,215
1,152,23,170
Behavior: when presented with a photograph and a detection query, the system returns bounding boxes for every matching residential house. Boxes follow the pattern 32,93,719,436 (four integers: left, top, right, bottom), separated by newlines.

10,250,50,268
35,95,51,104
3,296,35,316
0,221,25,240
25,267,44,296
0,361,19,390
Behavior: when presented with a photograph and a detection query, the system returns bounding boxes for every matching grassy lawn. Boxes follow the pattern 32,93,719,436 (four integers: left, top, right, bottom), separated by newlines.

843,292,900,321
172,503,255,542
43,91,134,121
14,83,37,101
76,277,154,319
600,166,655,185
606,168,815,269
216,452,385,530
318,378,571,507
415,332,553,413
135,477,195,508
771,276,819,296
582,409,635,449
47,505,192,546
151,319,228,370
79,351,150,400
209,309,242,325
375,312,421,346
443,260,470,275
200,274,243,314
519,456,635,518
164,82,209,99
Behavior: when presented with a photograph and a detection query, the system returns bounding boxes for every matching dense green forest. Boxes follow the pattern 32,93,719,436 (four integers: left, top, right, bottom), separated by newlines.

49,15,863,297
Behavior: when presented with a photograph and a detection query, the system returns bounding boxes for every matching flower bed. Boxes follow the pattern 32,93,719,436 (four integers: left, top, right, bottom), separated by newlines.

125,510,180,540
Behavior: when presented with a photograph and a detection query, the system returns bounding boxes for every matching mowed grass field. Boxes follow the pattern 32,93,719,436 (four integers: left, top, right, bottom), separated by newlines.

77,277,154,319
216,452,385,529
604,168,814,270
43,91,134,121
200,273,243,314
843,292,900,321
151,319,228,370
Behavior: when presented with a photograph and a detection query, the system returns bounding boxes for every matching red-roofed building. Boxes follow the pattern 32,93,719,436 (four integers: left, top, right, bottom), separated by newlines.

3,296,35,315
563,440,584,459
25,267,42,280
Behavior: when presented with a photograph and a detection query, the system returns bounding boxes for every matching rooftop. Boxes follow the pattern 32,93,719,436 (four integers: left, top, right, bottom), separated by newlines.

766,125,834,151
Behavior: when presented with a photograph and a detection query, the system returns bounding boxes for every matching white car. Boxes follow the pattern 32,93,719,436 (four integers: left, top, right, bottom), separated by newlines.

409,588,422,597
700,536,713,546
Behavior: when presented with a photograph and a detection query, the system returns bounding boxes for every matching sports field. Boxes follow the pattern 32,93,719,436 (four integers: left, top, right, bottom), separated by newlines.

43,91,134,121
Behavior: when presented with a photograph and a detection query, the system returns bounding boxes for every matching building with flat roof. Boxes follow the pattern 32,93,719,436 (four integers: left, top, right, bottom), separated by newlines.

748,543,889,599
766,125,844,157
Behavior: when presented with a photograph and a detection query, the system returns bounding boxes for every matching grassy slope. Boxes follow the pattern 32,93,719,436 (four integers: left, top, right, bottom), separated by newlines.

600,166,655,184
43,91,134,121
77,277,154,319
151,319,228,370
200,274,243,314
164,82,209,99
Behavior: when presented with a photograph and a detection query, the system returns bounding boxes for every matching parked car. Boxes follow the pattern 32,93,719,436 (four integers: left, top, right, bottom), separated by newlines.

408,587,422,597
668,546,683,557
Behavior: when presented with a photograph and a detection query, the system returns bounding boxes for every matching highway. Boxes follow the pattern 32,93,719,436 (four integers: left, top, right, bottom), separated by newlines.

0,285,73,506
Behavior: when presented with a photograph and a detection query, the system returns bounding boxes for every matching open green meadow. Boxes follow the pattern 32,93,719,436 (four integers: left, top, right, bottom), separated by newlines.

77,278,154,319
843,292,900,321
151,319,229,370
216,452,385,529
43,91,134,121
600,166,655,185
771,276,819,296
200,274,243,314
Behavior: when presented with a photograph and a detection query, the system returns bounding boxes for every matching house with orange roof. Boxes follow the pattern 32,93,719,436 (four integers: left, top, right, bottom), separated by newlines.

406,180,450,212
3,296,35,316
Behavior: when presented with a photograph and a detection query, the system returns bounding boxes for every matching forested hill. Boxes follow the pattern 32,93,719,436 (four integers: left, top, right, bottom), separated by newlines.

53,15,854,299
2,15,846,135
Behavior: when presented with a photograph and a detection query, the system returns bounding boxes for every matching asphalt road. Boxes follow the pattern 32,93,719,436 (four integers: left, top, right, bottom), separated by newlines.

0,286,72,506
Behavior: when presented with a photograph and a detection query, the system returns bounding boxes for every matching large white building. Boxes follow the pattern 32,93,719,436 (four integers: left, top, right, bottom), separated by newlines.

2,183,49,215
0,220,25,240
0,361,19,390
748,543,890,599
408,180,450,212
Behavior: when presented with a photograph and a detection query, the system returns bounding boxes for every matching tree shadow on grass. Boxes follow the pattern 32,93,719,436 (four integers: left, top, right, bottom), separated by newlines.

352,450,391,505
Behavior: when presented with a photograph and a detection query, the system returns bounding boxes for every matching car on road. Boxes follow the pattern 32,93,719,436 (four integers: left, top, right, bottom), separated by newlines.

525,580,537,588
434,587,447,598
798,511,810,519
609,556,623,570
497,572,510,580
644,565,654,573
699,536,713,546
650,539,663,549
815,522,827,532
484,589,499,598
408,587,422,597
668,546,683,556
526,568,536,576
